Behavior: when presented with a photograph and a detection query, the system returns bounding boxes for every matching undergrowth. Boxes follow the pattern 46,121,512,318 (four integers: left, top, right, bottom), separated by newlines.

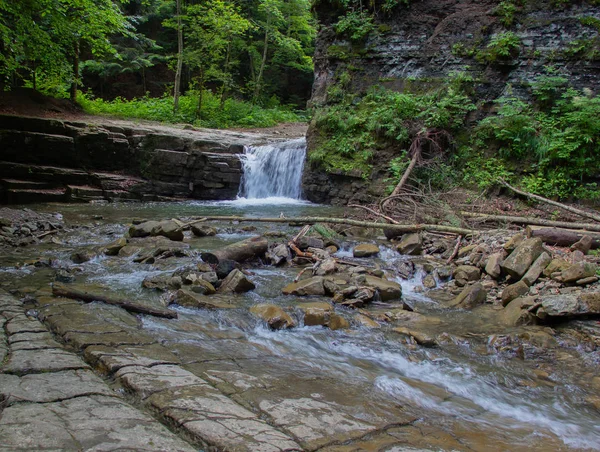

78,91,306,128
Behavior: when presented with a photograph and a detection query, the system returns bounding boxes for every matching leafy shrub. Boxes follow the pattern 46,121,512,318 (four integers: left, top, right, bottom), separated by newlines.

78,91,304,128
477,32,521,63
334,10,374,41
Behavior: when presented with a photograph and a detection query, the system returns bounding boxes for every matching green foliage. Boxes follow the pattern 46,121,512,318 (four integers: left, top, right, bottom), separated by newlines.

580,16,600,32
78,91,304,128
334,10,375,41
470,75,600,200
563,38,600,61
477,32,521,63
451,43,475,58
311,82,475,177
462,154,513,191
494,1,519,27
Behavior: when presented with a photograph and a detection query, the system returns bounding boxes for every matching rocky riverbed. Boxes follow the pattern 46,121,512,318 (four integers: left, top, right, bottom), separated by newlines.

1,202,600,451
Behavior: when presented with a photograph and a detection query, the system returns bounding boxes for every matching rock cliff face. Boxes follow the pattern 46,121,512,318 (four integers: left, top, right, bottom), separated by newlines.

304,0,600,205
0,115,274,204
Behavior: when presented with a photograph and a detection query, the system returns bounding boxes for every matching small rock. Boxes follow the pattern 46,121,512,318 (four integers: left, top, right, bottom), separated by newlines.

282,276,325,296
353,243,380,258
315,258,337,276
190,278,217,295
266,244,291,266
55,269,75,283
297,236,324,251
504,233,524,252
355,314,380,329
458,245,477,258
521,252,552,286
393,327,437,347
298,302,333,327
71,251,95,264
174,290,235,309
576,276,599,286
215,259,241,279
219,269,255,293
354,275,402,301
501,297,535,326
104,237,127,256
152,220,184,242
396,233,423,255
436,266,453,281
250,304,296,330
191,225,217,237
453,265,481,286
501,281,530,306
485,253,505,279
543,258,571,277
448,283,487,309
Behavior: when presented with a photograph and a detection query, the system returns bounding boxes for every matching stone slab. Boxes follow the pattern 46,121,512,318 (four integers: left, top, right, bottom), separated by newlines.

63,331,156,351
3,348,89,375
8,331,55,344
147,385,300,451
0,395,196,451
6,318,47,335
84,343,181,374
0,369,115,404
116,364,207,399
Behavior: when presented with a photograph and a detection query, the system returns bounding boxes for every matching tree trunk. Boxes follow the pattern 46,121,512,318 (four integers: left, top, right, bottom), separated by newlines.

201,236,268,264
173,0,184,112
253,23,269,103
52,283,177,319
526,226,600,249
186,216,476,236
461,212,600,232
500,179,600,223
220,39,232,110
196,70,204,119
70,40,80,102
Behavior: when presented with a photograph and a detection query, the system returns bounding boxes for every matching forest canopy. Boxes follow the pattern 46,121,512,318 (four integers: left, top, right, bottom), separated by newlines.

0,0,316,114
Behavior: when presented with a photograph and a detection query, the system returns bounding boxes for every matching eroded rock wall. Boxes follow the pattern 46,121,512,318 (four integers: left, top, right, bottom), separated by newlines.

304,0,600,205
0,115,249,203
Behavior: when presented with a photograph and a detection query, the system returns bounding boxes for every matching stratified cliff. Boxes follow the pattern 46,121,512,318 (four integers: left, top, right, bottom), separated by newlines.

304,0,600,205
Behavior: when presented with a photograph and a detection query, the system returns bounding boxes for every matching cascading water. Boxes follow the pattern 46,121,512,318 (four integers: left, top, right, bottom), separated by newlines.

238,138,306,200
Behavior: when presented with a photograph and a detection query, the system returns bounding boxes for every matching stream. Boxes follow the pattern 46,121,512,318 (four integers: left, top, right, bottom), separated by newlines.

1,139,599,450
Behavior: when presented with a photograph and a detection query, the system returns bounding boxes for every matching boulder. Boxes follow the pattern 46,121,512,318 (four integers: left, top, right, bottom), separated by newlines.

561,262,597,283
422,274,437,289
315,258,337,276
328,314,350,330
191,225,217,237
250,304,296,330
501,281,530,307
215,259,241,279
219,269,255,293
151,220,184,241
485,253,505,279
282,276,325,296
543,259,571,277
541,293,600,317
453,265,481,286
297,236,324,251
355,275,402,301
129,221,160,238
353,243,380,258
298,302,333,327
104,237,127,256
448,283,487,309
501,238,543,279
521,252,552,286
266,244,291,266
174,290,236,309
501,297,536,326
396,233,422,255
571,235,593,255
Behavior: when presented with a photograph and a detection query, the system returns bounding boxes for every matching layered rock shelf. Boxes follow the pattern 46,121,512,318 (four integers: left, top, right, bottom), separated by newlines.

0,114,293,204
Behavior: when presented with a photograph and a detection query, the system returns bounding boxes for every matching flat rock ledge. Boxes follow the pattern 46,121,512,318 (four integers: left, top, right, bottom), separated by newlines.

0,290,302,451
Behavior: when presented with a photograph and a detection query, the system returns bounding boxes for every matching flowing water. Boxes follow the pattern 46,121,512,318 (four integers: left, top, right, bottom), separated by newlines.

2,142,600,450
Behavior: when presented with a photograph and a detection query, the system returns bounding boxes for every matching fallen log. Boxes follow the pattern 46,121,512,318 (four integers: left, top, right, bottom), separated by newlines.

500,179,600,223
52,283,177,319
201,236,268,264
525,226,600,249
182,216,477,237
461,212,600,232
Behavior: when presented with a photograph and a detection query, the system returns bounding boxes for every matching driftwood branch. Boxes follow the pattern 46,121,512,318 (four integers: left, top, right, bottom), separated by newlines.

461,212,600,233
52,283,177,319
201,236,268,264
526,226,600,248
500,179,600,223
446,236,462,264
182,216,477,236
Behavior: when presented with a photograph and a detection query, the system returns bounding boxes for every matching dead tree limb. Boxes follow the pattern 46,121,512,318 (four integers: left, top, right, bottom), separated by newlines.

181,216,477,236
500,179,600,223
446,236,462,264
349,204,399,224
52,283,177,319
461,212,600,233
526,226,600,248
201,236,268,264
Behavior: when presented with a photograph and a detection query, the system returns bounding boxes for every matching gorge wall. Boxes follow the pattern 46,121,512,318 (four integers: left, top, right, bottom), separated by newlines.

303,0,600,205
0,115,272,204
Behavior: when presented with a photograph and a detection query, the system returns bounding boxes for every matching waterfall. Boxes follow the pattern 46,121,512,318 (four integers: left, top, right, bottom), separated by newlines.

238,138,306,200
